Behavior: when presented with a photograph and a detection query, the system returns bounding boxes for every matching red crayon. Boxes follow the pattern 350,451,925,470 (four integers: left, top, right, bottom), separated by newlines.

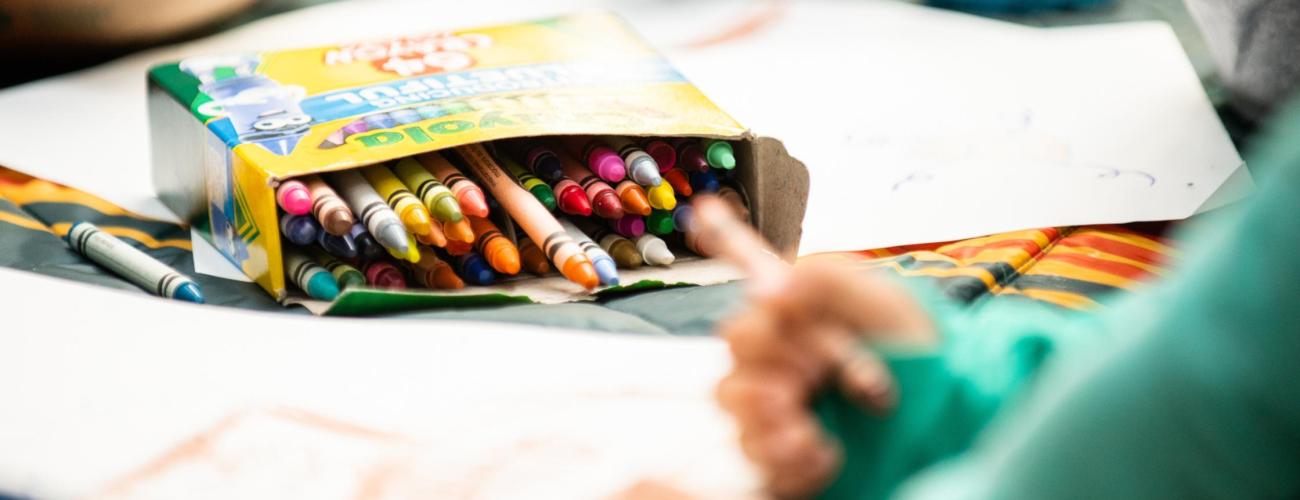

364,260,407,289
642,139,677,172
670,138,710,173
552,178,592,216
558,150,624,220
663,168,693,197
444,239,472,256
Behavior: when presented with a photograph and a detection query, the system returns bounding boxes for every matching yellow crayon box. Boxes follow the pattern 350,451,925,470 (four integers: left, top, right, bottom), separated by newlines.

148,11,809,314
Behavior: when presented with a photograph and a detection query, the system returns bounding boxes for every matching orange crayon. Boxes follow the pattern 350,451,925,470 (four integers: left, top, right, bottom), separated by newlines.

411,247,464,289
455,143,599,289
444,218,475,244
415,219,448,247
416,152,490,218
517,237,550,276
663,168,693,197
615,180,652,216
444,239,473,256
469,216,521,275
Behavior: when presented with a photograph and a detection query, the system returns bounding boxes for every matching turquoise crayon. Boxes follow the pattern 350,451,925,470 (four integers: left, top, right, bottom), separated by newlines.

279,212,320,246
284,246,340,300
66,222,205,303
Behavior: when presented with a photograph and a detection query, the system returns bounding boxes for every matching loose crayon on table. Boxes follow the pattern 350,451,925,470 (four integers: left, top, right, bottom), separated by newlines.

562,136,625,183
612,214,645,238
663,168,693,197
455,143,598,289
279,212,320,246
560,218,618,286
310,248,365,290
65,221,205,303
360,164,435,237
444,218,475,244
444,238,472,256
717,186,752,222
414,221,448,248
469,216,521,275
504,139,564,182
363,259,407,289
604,136,662,187
558,150,623,220
600,233,643,269
411,247,464,289
455,251,497,286
689,169,720,194
517,237,551,276
646,209,675,235
303,174,355,235
634,233,676,266
641,138,676,172
393,157,463,223
500,154,557,211
275,179,312,216
646,181,677,211
390,108,421,125
615,180,652,216
348,223,386,261
417,152,490,218
673,204,696,234
362,113,396,130
317,230,359,259
670,138,710,172
284,246,340,300
386,233,421,263
552,178,592,216
329,169,410,255
703,139,736,170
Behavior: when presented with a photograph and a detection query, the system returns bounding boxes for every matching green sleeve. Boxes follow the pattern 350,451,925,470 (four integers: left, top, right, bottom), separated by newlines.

891,101,1300,500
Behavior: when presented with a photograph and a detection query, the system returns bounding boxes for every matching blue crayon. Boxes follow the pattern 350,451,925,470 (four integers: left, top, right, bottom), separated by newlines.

390,109,421,125
362,113,396,130
672,204,695,233
317,230,359,260
588,247,619,286
455,251,497,286
690,170,720,194
348,223,387,261
279,212,320,246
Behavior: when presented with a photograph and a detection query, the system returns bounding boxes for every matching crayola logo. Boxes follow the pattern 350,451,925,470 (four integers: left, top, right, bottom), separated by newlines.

355,112,520,148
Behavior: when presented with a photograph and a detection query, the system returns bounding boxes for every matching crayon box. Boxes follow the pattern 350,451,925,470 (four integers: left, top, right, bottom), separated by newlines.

148,11,809,315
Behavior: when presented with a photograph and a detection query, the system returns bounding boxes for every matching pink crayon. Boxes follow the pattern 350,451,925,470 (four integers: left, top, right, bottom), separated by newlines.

276,179,311,215
364,260,407,289
642,139,677,173
319,120,370,149
562,136,625,183
611,214,645,238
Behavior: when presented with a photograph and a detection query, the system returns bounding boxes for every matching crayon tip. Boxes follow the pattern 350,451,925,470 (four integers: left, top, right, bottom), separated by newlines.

595,155,627,183
705,141,736,169
592,192,625,220
647,182,677,210
593,257,619,286
445,239,472,256
318,232,359,260
489,249,521,275
647,210,675,235
609,242,643,269
690,171,720,194
559,187,593,216
305,272,341,301
645,141,676,172
432,265,465,289
415,222,447,248
636,235,676,266
322,209,355,236
446,219,475,243
529,184,558,212
460,254,497,286
460,190,490,218
369,265,407,289
537,157,565,182
561,256,600,290
673,205,695,233
433,197,465,223
375,223,411,254
613,215,645,238
174,282,206,304
402,208,434,236
629,157,662,186
664,169,694,197
279,188,312,216
337,270,366,290
321,130,345,149
618,184,652,216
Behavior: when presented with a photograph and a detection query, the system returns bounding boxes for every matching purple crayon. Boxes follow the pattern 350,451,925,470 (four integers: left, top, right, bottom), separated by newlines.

280,213,320,246
362,113,396,130
611,214,646,238
670,138,710,173
348,222,386,261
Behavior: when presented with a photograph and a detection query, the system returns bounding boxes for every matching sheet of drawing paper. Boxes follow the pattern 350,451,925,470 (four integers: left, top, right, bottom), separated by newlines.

0,267,755,499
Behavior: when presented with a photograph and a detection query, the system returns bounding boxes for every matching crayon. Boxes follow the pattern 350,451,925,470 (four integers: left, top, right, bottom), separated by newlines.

552,178,592,216
386,233,421,263
303,174,355,235
417,152,490,218
558,150,623,220
504,139,564,182
604,136,662,187
703,139,736,170
612,214,645,238
393,157,463,223
600,233,643,269
362,113,396,130
673,204,695,233
663,168,693,197
690,169,720,194
647,181,677,211
279,212,320,246
363,259,407,289
455,251,497,286
562,136,625,183
311,248,365,290
361,164,435,237
329,169,410,255
671,138,710,172
317,229,359,260
284,246,340,300
444,218,475,244
411,247,464,289
415,221,448,248
444,238,472,256
560,218,618,286
646,209,676,235
455,143,599,289
634,233,676,266
469,216,521,275
517,237,551,276
615,180,652,216
717,186,752,222
319,119,369,149
641,138,676,172
65,221,205,303
390,108,422,125
499,154,557,212
276,179,312,216
348,223,386,261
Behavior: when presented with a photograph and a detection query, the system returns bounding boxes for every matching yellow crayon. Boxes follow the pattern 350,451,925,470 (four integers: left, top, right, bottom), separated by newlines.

386,232,422,263
361,164,435,237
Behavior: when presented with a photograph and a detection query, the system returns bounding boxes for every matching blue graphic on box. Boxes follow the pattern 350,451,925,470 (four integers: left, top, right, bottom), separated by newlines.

180,54,313,156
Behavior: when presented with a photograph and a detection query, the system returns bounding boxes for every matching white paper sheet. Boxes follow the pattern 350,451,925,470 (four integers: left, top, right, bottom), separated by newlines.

0,267,754,499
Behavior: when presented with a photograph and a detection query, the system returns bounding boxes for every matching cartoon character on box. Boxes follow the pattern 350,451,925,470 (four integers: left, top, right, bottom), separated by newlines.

180,54,312,156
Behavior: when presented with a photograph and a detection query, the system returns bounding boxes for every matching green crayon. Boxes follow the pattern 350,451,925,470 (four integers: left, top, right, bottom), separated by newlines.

499,154,558,211
310,248,366,290
393,157,464,223
646,209,676,235
703,139,736,170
